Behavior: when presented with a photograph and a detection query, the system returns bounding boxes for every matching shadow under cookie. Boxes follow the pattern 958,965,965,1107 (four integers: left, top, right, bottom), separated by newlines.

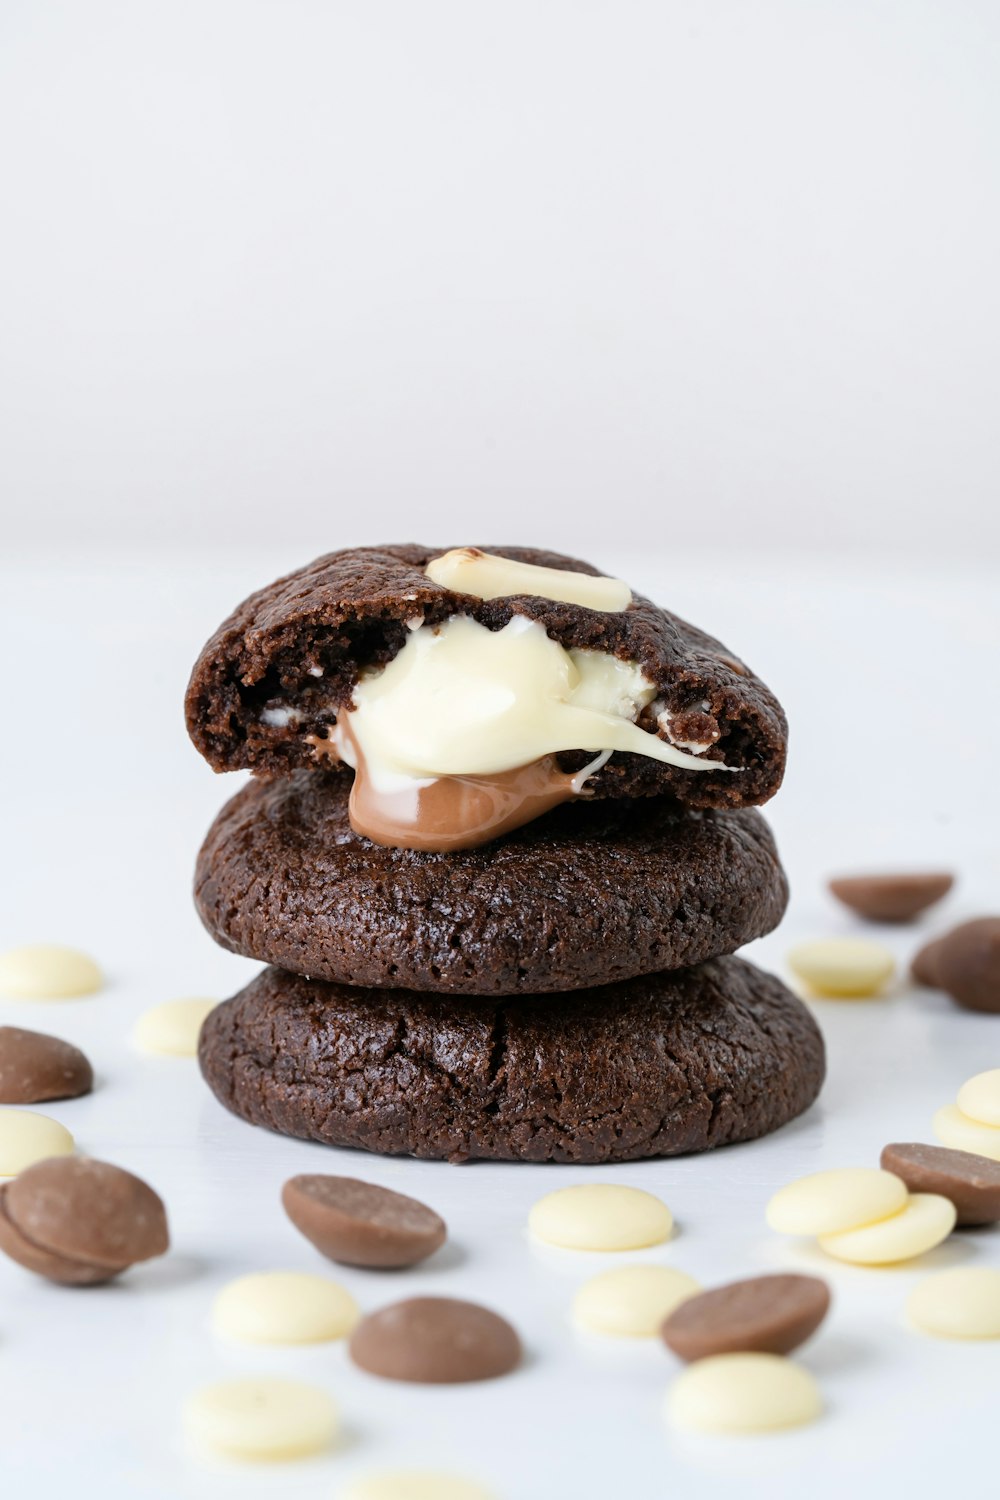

194,772,789,995
198,958,824,1165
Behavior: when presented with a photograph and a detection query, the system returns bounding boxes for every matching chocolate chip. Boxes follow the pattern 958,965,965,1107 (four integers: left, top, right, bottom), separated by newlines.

349,1296,521,1383
0,1025,93,1105
828,872,953,924
880,1143,1000,1227
912,917,1000,1012
0,1156,169,1285
282,1175,446,1269
661,1273,830,1362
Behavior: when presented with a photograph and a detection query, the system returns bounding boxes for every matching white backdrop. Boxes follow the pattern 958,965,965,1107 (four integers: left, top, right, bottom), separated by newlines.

2,0,998,560
1,12,1000,1492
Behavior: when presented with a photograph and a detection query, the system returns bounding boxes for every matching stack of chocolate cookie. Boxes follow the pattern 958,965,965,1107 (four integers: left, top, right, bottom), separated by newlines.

187,546,823,1163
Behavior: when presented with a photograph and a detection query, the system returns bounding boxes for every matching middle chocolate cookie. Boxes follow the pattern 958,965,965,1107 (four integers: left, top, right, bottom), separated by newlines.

195,771,788,995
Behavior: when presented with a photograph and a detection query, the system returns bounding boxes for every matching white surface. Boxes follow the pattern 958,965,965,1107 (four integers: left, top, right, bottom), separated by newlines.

1,545,999,1499
2,0,999,560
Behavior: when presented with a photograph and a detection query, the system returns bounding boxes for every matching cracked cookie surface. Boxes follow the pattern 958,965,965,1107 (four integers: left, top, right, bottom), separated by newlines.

194,772,789,994
197,958,824,1163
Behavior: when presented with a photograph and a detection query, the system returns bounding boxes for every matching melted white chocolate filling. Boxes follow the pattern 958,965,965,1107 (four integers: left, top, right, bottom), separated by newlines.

425,547,632,612
338,613,730,792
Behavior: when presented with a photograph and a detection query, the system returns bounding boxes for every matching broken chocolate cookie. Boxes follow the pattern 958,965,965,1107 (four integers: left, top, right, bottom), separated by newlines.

185,546,787,851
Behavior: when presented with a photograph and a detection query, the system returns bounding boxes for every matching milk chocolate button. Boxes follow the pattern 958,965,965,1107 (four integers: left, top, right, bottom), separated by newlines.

282,1175,446,1269
880,1143,1000,1227
0,1156,169,1285
829,872,953,924
349,1296,521,1383
911,936,943,987
0,1025,93,1105
912,918,1000,1012
661,1274,830,1361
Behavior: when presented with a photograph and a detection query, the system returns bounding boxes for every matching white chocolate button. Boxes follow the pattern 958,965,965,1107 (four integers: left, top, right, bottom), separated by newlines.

0,1107,74,1175
766,1168,907,1236
183,1377,337,1461
426,548,632,613
907,1267,1000,1338
573,1264,701,1337
212,1271,359,1344
786,938,894,998
818,1193,956,1264
341,1472,497,1500
133,998,217,1057
956,1069,1000,1128
666,1353,822,1433
933,1104,1000,1162
0,945,102,1000
529,1184,673,1251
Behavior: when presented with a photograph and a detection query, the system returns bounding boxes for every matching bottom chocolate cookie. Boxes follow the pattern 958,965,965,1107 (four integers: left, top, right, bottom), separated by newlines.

199,954,827,1164
199,959,824,1165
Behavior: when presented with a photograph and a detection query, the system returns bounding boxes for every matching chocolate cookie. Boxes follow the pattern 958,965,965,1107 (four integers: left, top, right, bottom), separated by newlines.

194,772,788,995
198,958,824,1164
185,545,786,809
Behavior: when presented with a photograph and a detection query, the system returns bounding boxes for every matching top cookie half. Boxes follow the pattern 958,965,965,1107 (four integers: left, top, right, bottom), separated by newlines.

185,545,787,839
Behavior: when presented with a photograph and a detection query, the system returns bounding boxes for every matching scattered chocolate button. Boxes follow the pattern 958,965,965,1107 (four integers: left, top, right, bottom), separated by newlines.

911,935,944,987
786,938,894,999
661,1273,831,1362
349,1296,521,1383
880,1143,1000,1227
0,1156,169,1285
0,1025,93,1105
0,1188,89,1281
282,1174,446,1269
912,918,1000,1013
0,944,102,1000
828,872,953,924
666,1351,822,1432
819,1192,955,1265
0,1108,74,1175
184,1377,337,1460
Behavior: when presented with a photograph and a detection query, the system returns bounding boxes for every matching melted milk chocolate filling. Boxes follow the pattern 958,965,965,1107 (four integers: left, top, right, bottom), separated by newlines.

304,602,733,853
311,721,609,852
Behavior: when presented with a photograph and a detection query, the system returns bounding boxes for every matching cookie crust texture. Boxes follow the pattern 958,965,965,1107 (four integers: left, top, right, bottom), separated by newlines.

194,771,789,995
198,959,825,1165
185,545,787,809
